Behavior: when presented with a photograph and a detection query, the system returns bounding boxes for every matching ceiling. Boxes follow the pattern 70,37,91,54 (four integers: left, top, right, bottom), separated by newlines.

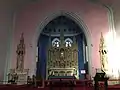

0,0,118,13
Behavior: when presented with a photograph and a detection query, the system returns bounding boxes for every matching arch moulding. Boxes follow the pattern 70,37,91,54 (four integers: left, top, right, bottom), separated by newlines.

33,10,93,77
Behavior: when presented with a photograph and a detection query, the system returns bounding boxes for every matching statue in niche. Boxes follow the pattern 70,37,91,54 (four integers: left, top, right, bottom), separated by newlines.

99,32,108,72
60,48,64,59
16,33,25,72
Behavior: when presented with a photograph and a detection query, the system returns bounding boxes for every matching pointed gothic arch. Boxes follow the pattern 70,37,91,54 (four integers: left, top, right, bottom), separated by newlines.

34,11,92,77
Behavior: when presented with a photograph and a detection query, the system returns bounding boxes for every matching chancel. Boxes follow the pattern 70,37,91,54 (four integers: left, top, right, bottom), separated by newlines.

36,16,88,80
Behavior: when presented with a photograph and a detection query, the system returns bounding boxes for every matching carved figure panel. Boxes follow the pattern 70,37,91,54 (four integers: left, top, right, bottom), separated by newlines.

47,38,78,79
99,32,108,72
16,33,25,72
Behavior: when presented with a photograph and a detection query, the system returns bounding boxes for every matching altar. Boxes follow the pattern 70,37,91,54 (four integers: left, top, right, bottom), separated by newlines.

7,33,29,85
48,68,77,77
46,29,79,80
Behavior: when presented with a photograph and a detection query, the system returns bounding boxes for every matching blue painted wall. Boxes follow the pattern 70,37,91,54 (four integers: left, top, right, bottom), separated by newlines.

37,34,85,79
36,34,49,78
76,34,84,79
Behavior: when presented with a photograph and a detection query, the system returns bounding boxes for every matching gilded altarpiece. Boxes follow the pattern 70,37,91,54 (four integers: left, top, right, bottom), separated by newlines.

47,38,79,79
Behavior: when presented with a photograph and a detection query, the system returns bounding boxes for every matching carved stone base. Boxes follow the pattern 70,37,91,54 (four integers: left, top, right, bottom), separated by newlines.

8,69,29,85
16,69,29,85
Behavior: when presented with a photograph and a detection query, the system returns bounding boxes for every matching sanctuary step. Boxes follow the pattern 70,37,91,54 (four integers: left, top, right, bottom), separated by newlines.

46,76,91,87
0,84,120,90
1,79,120,90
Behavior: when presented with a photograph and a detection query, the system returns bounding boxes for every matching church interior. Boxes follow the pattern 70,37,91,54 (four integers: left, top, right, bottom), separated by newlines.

1,0,120,89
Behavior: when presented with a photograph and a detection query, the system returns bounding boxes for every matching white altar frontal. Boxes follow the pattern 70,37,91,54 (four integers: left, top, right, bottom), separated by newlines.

9,69,29,85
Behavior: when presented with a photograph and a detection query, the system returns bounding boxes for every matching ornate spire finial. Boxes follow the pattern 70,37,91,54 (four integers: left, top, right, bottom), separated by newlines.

20,33,24,43
100,32,104,42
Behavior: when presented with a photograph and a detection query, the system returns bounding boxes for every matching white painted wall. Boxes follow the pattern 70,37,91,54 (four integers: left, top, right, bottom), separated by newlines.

0,0,15,81
0,0,35,82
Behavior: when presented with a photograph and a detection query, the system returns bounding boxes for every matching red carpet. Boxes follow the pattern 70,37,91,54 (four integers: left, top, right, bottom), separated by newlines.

0,84,120,90
1,80,120,90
